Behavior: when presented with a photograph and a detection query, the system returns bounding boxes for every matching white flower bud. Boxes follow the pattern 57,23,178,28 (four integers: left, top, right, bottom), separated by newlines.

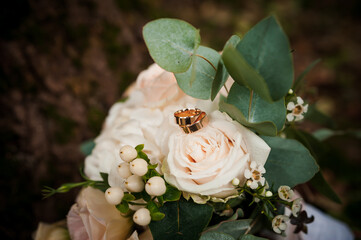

117,163,132,178
133,208,151,226
145,176,166,196
125,175,145,192
130,158,148,176
265,191,273,197
288,89,293,94
119,145,137,162
231,178,240,186
105,187,124,205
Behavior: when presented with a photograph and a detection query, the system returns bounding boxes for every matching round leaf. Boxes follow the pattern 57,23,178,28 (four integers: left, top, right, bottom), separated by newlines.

143,18,201,73
236,16,293,101
262,136,319,189
227,83,286,131
175,46,220,99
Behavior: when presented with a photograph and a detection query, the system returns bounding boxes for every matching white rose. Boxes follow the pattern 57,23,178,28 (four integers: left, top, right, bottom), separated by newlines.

163,110,270,197
67,187,133,240
127,63,186,108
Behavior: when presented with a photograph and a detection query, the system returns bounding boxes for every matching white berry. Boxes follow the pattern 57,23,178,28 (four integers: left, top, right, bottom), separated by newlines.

145,176,166,196
133,208,151,226
125,175,144,192
117,163,132,178
231,178,240,186
119,145,137,162
130,158,148,176
105,187,124,205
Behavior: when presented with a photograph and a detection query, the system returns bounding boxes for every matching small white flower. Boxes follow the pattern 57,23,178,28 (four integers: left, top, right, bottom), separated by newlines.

292,198,303,217
265,191,273,197
286,96,308,122
278,185,294,202
272,215,289,234
244,161,266,189
288,89,293,94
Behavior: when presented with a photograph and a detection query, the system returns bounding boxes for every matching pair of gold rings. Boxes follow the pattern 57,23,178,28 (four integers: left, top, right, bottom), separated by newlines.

174,108,208,134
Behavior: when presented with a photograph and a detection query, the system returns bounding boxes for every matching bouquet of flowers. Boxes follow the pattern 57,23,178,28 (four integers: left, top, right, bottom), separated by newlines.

37,16,349,240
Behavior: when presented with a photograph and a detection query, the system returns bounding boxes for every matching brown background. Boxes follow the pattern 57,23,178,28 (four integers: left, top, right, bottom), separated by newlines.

1,0,361,239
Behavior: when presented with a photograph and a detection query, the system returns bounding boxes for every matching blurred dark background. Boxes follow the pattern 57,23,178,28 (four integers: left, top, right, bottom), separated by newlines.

1,0,361,239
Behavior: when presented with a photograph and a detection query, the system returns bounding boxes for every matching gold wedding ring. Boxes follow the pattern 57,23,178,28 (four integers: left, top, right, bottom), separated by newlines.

174,108,201,126
174,108,208,134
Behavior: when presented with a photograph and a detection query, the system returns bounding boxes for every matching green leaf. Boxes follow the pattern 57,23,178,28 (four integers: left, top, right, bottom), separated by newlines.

310,172,341,204
224,35,241,49
227,83,286,132
147,201,159,213
99,172,110,188
200,232,235,240
241,234,268,240
80,139,95,156
229,208,244,220
211,59,229,101
151,212,166,221
284,128,341,203
143,18,200,73
210,35,240,101
163,184,182,201
305,105,336,129
142,190,151,202
135,144,144,152
236,15,293,101
175,46,220,100
116,201,129,213
222,45,272,102
148,164,158,170
293,59,320,92
149,198,213,240
219,101,277,136
123,193,136,202
262,136,319,190
204,219,252,239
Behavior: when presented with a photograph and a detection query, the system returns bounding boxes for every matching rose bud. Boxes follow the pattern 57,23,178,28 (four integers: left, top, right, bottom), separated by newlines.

133,208,151,226
125,175,145,192
105,187,124,205
145,176,166,196
119,145,137,162
130,158,148,176
117,163,132,179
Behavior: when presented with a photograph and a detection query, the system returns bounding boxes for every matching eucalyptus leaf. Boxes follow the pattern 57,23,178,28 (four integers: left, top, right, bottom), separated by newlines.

285,128,341,203
149,198,213,240
241,234,268,240
310,172,341,204
200,232,235,240
211,59,229,101
143,18,200,73
227,83,286,131
222,45,272,102
293,59,320,92
305,105,336,129
204,219,252,239
175,46,220,99
262,137,319,190
224,35,241,49
236,15,293,101
80,139,95,156
219,101,277,136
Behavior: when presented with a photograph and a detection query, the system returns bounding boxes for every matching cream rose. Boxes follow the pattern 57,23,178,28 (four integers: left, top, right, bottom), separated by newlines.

127,63,187,108
163,110,271,197
67,187,133,240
